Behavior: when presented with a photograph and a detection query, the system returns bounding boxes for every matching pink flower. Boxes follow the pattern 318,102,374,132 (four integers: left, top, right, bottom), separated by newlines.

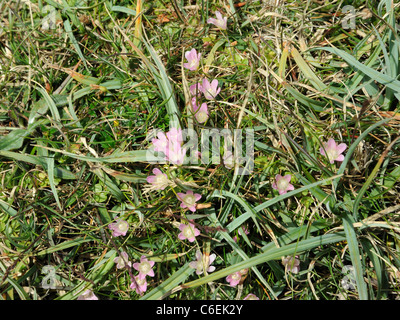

272,174,294,195
146,168,170,190
151,131,169,153
207,11,227,30
183,48,201,71
133,255,155,280
320,138,347,164
201,78,221,100
151,128,187,165
114,251,131,269
177,190,202,212
178,223,200,242
189,83,203,96
165,128,186,165
191,98,209,123
282,255,300,274
226,271,242,287
130,275,147,295
189,250,216,275
108,218,129,237
77,289,98,300
166,128,183,144
165,143,186,165
243,293,259,300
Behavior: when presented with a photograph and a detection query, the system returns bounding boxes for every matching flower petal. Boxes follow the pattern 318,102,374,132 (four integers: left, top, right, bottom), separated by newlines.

337,143,347,154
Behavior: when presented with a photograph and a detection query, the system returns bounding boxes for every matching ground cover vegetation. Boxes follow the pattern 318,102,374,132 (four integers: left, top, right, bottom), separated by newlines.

0,0,399,300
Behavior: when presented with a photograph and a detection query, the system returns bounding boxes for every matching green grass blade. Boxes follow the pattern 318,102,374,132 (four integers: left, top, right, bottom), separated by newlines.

313,46,400,96
46,155,62,211
142,32,181,129
64,19,87,68
0,150,77,179
209,190,261,234
111,5,136,15
140,263,195,300
35,237,93,256
341,214,368,300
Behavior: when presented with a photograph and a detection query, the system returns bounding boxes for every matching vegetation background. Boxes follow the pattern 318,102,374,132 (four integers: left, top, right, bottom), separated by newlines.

0,0,399,300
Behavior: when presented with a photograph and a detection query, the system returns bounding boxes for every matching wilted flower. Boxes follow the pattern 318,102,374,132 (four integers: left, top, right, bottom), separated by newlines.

177,190,202,212
184,48,201,71
243,293,259,300
272,174,294,195
320,138,347,164
108,218,129,237
114,251,132,269
77,289,98,300
178,222,200,242
146,168,170,191
282,255,300,274
130,276,147,295
207,11,227,30
201,78,221,100
189,250,216,275
192,98,209,123
133,255,155,280
226,271,242,287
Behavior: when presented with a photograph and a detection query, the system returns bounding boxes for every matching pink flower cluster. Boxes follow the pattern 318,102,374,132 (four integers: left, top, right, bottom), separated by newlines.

130,255,155,295
152,128,186,165
189,78,221,101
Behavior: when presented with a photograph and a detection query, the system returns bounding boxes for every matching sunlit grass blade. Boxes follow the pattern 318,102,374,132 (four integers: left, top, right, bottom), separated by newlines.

290,46,327,93
133,0,143,47
111,5,136,16
210,190,262,234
